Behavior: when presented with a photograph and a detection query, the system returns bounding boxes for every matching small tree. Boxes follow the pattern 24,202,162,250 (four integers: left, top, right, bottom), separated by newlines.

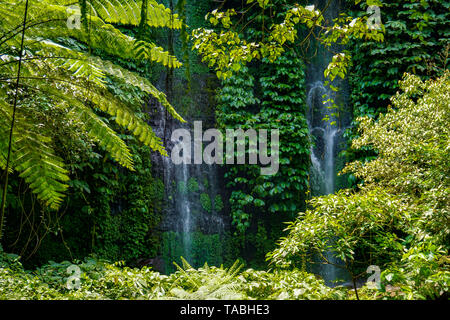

268,72,450,299
0,0,185,238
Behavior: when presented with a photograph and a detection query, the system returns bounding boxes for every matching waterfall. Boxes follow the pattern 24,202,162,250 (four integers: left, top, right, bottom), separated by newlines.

307,82,339,197
149,78,227,273
179,154,193,262
306,0,351,286
307,81,343,285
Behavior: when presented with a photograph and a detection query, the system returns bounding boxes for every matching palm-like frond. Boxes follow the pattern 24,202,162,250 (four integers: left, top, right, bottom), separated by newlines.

88,56,184,122
0,97,70,209
0,0,185,209
35,84,135,169
87,0,183,29
168,258,245,300
133,40,182,68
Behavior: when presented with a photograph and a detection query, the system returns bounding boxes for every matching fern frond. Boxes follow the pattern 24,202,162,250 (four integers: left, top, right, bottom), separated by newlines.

167,259,245,300
14,140,70,210
35,84,135,169
87,0,182,29
133,40,182,68
180,256,194,271
2,52,170,157
1,53,178,158
0,0,185,211
89,56,185,123
38,40,106,87
226,259,244,280
173,257,202,289
0,96,12,171
0,99,70,209
87,87,168,156
0,2,181,70
73,106,135,170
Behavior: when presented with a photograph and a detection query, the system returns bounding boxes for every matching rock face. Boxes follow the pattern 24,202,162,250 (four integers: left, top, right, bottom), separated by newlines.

136,256,165,273
147,73,229,272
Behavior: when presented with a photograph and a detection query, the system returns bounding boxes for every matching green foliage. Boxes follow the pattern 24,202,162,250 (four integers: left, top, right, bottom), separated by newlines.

0,267,63,300
258,53,310,214
381,242,449,300
209,2,313,267
344,72,450,245
1,240,446,300
168,258,245,299
0,246,336,300
213,195,223,212
0,254,172,300
268,187,407,274
269,72,450,299
80,139,165,263
2,129,165,267
345,0,449,162
0,0,184,211
161,231,238,274
200,193,212,213
187,177,199,193
239,268,346,300
192,0,384,80
175,0,191,92
161,231,184,273
0,245,22,272
86,0,183,29
216,52,309,239
216,67,257,232
1,0,448,301
0,249,351,300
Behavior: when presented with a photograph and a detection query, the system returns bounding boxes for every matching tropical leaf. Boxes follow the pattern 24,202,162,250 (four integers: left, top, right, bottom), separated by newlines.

0,0,184,210
87,0,182,29
0,98,70,209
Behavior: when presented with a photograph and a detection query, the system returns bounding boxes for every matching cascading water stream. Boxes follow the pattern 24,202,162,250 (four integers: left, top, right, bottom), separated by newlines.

179,152,192,262
305,0,351,286
150,86,227,273
307,82,339,197
307,81,342,285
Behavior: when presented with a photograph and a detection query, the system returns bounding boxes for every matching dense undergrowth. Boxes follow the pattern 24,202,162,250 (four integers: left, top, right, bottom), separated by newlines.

0,249,403,300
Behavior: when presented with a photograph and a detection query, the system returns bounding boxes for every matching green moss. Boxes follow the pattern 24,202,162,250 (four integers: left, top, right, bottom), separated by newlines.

187,177,199,193
213,195,224,212
203,177,209,189
200,193,212,213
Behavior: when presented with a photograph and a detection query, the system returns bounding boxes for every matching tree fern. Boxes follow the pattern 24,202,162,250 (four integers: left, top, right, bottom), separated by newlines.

35,84,135,169
13,128,70,210
0,0,185,213
168,258,245,300
87,0,183,29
